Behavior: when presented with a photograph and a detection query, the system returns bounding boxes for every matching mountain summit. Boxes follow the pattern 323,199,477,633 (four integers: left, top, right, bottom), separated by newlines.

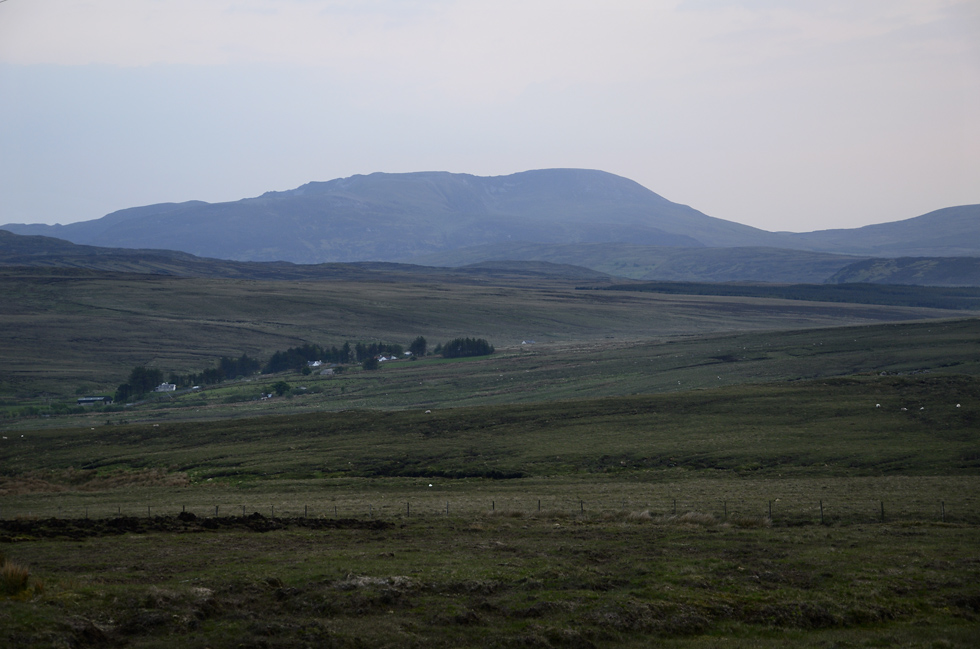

1,169,775,264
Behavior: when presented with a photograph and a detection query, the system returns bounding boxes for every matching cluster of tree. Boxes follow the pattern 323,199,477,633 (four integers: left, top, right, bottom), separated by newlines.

261,341,415,374
114,366,164,402
180,354,261,386
353,341,404,363
262,343,353,374
439,337,495,358
110,335,452,400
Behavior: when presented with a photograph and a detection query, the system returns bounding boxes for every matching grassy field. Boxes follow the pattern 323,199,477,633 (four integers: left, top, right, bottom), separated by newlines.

2,268,979,646
2,513,978,649
2,371,979,646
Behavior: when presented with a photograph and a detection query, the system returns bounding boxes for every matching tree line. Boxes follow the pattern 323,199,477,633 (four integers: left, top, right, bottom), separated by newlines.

112,335,493,401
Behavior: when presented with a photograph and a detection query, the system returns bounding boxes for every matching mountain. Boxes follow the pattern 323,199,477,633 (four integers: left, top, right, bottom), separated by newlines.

0,169,779,264
776,205,980,257
2,169,976,276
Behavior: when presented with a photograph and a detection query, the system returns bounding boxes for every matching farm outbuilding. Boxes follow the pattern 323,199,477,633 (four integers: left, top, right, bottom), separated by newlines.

77,396,113,405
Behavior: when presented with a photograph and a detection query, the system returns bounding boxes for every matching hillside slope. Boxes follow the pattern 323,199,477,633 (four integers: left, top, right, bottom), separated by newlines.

410,242,867,283
0,230,612,283
4,171,976,266
828,256,980,286
0,169,779,263
776,205,980,256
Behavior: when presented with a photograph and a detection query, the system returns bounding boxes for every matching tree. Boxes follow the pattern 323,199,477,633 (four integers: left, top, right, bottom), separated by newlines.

362,357,380,371
441,338,494,359
123,366,164,396
409,336,427,358
271,381,291,396
114,383,133,403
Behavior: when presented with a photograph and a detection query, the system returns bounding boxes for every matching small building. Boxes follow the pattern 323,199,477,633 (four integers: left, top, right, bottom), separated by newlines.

77,396,113,406
154,383,177,392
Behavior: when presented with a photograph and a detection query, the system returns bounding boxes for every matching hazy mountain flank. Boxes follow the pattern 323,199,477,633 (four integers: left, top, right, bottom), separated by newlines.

0,230,613,283
2,169,978,284
0,169,777,263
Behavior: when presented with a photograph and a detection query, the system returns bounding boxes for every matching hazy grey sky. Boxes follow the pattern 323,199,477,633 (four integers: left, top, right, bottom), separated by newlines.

1,0,977,232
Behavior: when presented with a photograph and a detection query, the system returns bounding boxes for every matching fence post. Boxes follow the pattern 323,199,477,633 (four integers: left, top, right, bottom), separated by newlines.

147,505,151,518
242,505,246,517
305,505,308,519
820,500,824,525
272,505,275,519
406,502,410,517
723,501,727,520
538,499,541,512
768,500,772,521
880,501,885,523
580,500,584,514
941,501,946,523
446,501,449,516
215,505,218,517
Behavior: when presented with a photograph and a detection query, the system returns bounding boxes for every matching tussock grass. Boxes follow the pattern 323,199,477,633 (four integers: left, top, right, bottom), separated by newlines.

0,552,40,597
728,514,772,528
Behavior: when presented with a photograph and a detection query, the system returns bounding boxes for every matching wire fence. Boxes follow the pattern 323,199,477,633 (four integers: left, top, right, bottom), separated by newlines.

1,496,977,526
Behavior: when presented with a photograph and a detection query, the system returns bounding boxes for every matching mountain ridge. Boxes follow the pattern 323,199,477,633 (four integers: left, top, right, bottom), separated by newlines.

2,169,977,266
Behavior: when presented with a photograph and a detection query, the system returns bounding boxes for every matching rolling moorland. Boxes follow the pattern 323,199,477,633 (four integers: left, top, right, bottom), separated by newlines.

1,253,980,647
2,170,980,647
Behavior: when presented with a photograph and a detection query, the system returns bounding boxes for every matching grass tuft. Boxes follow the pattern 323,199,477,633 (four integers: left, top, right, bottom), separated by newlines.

0,559,31,596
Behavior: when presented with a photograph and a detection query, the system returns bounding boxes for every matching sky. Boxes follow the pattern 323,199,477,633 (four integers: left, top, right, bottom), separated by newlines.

0,1,977,233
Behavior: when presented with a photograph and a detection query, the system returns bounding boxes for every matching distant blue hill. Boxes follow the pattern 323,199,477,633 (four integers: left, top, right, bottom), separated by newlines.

2,169,977,270
0,169,776,263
